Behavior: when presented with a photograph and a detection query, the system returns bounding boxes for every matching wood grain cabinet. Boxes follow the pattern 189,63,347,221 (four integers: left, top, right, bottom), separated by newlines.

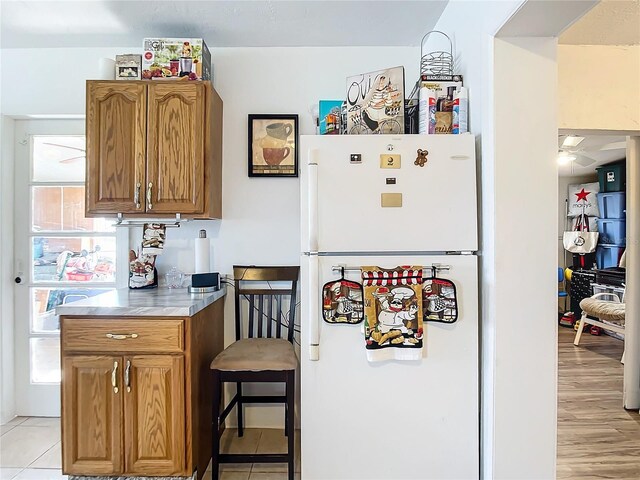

85,80,222,218
60,300,225,479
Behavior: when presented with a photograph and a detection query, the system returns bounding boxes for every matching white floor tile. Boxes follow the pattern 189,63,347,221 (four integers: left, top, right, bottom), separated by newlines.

252,429,300,473
0,418,27,427
20,419,59,429
12,469,67,480
29,443,61,469
249,473,300,480
0,418,28,436
0,426,60,468
202,471,250,480
0,468,23,480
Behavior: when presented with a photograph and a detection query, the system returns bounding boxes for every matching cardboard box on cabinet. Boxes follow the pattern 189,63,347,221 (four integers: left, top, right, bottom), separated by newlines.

143,38,211,80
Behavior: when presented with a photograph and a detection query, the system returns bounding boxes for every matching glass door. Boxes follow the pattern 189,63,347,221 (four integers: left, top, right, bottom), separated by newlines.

14,120,117,416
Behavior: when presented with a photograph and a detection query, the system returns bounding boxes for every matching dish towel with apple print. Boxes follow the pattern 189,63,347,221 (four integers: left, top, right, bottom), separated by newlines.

361,266,423,362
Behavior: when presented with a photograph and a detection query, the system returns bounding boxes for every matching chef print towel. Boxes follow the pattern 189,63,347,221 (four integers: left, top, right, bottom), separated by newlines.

361,266,423,362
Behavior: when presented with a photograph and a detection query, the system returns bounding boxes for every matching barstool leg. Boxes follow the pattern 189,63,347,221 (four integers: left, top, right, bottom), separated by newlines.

212,370,221,480
286,370,295,480
236,381,244,437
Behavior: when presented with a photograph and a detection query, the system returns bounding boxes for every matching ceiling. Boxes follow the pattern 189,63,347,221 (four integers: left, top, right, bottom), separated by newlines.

0,0,448,49
558,134,627,177
559,0,640,45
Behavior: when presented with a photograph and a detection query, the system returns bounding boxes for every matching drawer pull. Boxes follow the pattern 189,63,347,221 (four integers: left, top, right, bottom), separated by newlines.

125,360,131,393
112,361,119,394
106,333,139,340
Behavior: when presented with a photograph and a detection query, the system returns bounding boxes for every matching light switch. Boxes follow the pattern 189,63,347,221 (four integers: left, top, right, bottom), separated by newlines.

381,193,402,207
380,154,401,169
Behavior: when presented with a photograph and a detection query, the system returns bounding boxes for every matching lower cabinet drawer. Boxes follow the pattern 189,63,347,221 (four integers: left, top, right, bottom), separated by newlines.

62,318,184,353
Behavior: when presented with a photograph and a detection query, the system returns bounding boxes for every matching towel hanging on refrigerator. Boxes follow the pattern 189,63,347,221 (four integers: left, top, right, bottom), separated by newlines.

361,265,423,362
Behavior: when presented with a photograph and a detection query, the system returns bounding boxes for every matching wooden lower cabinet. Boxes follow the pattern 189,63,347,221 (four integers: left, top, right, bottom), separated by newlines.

62,355,123,475
125,355,185,475
61,299,224,479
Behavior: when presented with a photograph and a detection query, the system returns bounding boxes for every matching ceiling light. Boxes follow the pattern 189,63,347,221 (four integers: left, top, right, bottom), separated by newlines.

558,152,577,165
561,135,585,148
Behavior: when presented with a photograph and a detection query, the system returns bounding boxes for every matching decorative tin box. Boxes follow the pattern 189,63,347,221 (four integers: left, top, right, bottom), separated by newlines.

115,54,142,80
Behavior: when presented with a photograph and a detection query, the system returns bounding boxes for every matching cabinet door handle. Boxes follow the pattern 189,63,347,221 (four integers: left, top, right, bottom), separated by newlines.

125,360,131,393
112,361,119,394
134,182,141,209
147,182,153,210
106,333,138,340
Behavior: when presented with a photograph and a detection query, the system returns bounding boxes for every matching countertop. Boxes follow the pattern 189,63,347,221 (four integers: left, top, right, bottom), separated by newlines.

55,286,226,317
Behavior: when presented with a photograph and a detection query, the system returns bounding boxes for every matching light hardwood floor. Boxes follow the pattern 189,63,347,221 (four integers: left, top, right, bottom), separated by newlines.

558,326,640,479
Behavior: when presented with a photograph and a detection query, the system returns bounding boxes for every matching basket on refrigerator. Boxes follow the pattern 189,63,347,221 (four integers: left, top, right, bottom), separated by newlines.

420,31,454,76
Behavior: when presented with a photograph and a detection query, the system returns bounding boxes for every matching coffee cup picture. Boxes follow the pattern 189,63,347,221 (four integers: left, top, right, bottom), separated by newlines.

266,122,293,141
248,115,299,177
263,147,291,165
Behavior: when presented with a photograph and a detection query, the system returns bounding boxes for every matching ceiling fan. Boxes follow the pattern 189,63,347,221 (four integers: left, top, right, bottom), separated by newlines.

557,135,626,168
43,142,86,164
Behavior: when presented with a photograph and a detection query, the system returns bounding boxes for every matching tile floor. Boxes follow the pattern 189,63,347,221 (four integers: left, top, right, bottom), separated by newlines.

0,417,300,480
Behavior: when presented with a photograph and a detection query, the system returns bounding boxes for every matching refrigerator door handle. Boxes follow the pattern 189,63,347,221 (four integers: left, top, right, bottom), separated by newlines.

308,253,320,361
308,149,319,253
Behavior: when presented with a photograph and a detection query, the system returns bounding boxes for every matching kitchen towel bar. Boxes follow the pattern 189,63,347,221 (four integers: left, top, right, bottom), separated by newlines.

113,213,186,228
331,264,452,273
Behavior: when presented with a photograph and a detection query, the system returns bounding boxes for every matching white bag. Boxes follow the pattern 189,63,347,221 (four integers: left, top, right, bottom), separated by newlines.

563,214,598,253
568,182,600,217
563,231,599,253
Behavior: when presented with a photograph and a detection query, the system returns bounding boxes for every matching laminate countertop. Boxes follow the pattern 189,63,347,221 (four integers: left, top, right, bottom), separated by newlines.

55,286,226,317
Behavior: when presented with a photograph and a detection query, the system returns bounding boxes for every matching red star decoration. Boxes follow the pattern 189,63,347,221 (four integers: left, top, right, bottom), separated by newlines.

575,188,590,202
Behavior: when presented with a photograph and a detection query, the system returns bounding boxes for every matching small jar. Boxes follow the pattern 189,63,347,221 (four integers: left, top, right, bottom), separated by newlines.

165,267,184,289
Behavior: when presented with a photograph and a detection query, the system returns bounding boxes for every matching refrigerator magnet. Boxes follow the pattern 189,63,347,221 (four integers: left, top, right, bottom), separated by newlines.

414,149,428,167
322,268,364,324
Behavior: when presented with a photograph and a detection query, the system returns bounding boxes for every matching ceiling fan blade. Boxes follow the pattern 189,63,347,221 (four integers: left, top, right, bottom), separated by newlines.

59,155,85,164
573,154,595,167
43,142,86,153
593,141,626,152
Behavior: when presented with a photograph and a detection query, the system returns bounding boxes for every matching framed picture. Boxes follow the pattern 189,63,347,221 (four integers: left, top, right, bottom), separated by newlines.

345,66,405,134
248,114,298,177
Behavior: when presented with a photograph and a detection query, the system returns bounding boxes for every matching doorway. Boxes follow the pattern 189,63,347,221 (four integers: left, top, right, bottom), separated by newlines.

13,120,117,416
556,132,640,478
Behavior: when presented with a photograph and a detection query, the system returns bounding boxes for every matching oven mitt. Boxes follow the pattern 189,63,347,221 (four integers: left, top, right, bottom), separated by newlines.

422,269,458,323
322,269,364,324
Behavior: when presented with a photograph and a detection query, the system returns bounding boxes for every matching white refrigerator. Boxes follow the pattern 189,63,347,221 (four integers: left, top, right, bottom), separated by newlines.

300,134,479,479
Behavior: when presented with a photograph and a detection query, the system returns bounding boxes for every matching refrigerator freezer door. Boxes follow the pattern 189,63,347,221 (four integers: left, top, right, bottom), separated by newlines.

300,134,478,253
300,254,479,479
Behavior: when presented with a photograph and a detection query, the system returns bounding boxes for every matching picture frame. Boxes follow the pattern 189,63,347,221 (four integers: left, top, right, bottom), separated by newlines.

248,114,299,177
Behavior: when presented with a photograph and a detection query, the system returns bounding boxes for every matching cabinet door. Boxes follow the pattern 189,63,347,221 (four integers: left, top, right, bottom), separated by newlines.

62,355,123,475
124,355,185,475
86,81,147,215
146,83,205,214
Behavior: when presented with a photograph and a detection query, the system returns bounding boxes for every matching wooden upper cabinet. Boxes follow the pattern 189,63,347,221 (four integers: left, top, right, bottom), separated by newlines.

85,80,222,218
62,355,123,476
86,82,146,215
146,83,205,214
124,355,185,475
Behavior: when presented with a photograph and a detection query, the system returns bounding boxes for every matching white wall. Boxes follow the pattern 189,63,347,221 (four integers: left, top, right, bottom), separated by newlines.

492,36,559,480
1,45,419,426
432,2,522,478
558,45,640,132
